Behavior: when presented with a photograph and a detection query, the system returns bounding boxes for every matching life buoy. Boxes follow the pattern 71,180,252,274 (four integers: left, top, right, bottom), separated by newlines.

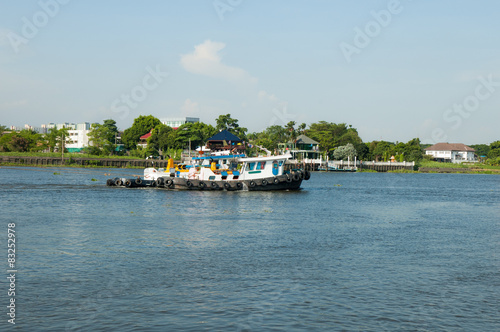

261,179,268,186
304,170,311,180
135,177,142,185
292,173,300,182
186,180,193,188
249,180,256,187
224,182,231,190
199,181,207,189
273,177,280,185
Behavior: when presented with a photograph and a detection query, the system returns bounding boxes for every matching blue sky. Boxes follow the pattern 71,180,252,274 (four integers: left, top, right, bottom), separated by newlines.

1,0,499,144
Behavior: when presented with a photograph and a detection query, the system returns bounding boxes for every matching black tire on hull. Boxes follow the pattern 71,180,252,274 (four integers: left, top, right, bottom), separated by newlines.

157,177,165,187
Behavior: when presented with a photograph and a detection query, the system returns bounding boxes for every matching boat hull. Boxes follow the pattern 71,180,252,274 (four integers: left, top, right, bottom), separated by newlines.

107,174,305,191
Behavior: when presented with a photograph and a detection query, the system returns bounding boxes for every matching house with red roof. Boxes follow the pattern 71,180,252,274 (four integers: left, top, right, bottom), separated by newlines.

138,130,152,148
424,143,476,163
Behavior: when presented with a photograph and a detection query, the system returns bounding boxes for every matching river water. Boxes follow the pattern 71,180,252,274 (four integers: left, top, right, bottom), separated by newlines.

0,166,499,331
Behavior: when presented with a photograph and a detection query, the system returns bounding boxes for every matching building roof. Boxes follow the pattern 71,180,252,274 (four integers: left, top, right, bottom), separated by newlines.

424,143,475,152
207,130,241,142
139,132,152,140
295,135,319,145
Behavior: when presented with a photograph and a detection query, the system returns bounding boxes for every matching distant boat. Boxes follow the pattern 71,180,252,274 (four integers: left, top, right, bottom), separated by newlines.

318,165,356,172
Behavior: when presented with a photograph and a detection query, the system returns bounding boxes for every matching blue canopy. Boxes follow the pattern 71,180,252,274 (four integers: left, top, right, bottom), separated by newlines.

207,130,242,142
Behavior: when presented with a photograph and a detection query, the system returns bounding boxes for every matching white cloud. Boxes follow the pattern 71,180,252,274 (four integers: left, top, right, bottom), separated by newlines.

181,98,199,115
180,40,258,84
258,90,278,102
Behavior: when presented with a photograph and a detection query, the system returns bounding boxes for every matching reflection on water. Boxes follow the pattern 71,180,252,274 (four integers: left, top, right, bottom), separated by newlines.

0,167,499,331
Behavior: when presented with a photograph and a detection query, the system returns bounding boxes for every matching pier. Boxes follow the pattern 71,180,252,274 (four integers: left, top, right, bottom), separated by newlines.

0,156,171,168
286,160,416,172
1,155,415,172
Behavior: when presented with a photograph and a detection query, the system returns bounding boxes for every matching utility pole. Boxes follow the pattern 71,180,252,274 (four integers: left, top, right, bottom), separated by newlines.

61,132,64,163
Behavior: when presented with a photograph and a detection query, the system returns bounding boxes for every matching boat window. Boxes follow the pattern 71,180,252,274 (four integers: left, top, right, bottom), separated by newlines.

257,161,266,170
248,162,256,171
278,161,284,167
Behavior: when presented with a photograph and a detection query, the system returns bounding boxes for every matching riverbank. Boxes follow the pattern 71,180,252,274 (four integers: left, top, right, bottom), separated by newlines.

0,155,170,169
417,160,500,174
1,153,499,174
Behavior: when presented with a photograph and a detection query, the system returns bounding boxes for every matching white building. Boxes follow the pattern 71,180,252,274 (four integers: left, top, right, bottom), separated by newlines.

43,122,93,152
424,143,476,163
160,117,199,128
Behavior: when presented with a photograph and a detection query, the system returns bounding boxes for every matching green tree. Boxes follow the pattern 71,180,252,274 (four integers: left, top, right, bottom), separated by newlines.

215,114,247,140
45,128,60,152
88,123,115,155
249,125,288,151
469,144,490,157
333,143,357,160
122,115,161,150
306,122,362,157
487,140,500,159
370,141,395,161
0,125,8,136
285,121,297,141
102,119,119,144
354,142,369,160
57,127,70,154
0,129,44,152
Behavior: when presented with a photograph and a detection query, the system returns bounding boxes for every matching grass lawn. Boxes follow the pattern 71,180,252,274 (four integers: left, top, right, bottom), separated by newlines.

0,152,139,159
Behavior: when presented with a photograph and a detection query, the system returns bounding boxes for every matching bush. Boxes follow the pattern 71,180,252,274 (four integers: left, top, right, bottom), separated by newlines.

486,157,500,166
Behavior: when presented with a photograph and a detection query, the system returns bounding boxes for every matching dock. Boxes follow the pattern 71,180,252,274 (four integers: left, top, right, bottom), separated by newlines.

287,160,416,172
0,156,171,168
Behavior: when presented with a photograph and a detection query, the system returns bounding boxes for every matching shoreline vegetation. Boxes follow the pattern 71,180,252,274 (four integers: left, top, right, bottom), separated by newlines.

1,153,499,174
1,115,499,173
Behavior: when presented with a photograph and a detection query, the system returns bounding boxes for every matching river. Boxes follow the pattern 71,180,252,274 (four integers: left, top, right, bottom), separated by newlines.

1,166,499,331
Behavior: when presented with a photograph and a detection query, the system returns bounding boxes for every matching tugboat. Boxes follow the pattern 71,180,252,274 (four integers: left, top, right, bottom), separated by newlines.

107,154,311,191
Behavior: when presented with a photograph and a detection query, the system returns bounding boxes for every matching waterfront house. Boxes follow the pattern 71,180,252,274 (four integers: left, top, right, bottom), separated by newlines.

138,130,153,149
278,135,322,164
206,130,245,154
424,143,476,163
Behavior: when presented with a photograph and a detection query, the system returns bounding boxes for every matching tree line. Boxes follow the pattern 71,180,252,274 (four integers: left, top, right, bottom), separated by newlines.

1,117,499,165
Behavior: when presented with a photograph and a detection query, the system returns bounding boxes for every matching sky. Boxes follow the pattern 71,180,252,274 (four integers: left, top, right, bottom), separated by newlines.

0,0,499,144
